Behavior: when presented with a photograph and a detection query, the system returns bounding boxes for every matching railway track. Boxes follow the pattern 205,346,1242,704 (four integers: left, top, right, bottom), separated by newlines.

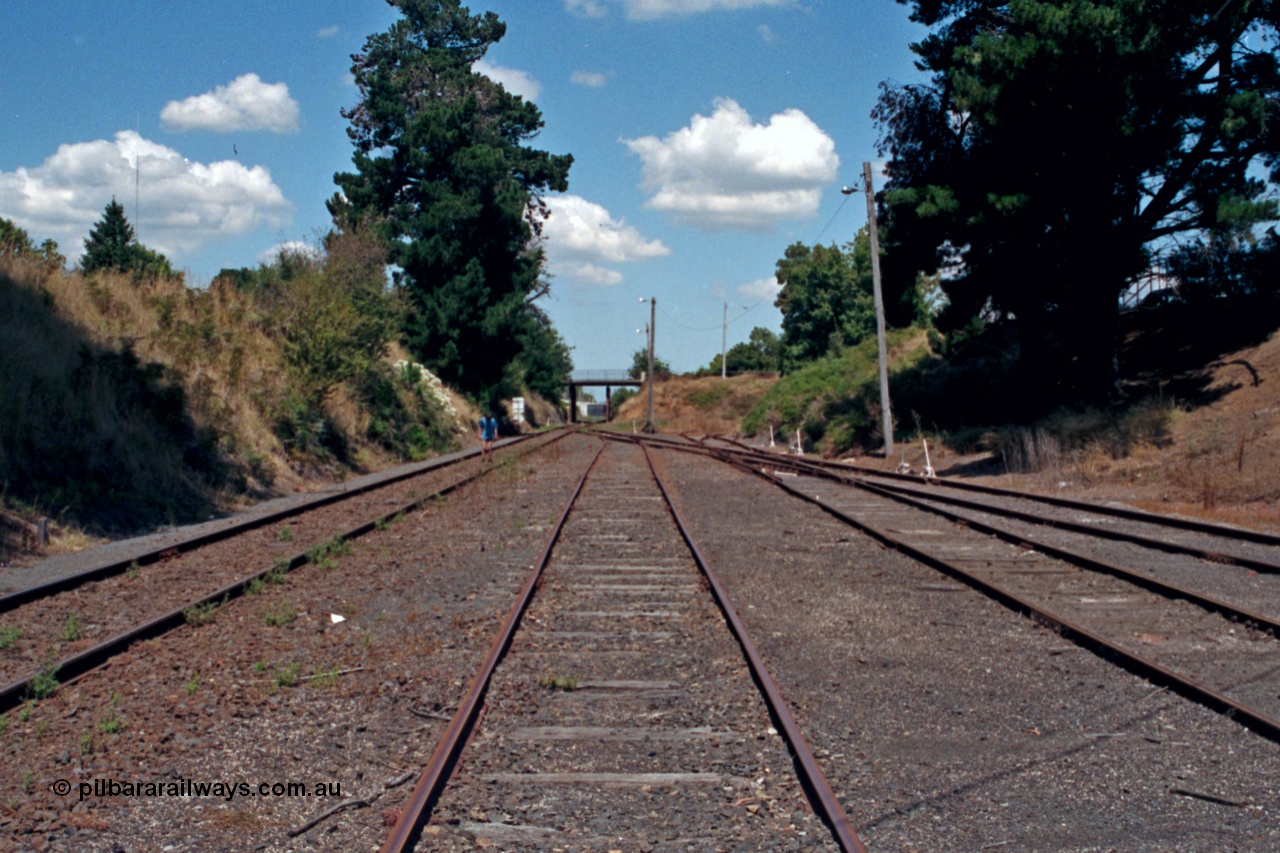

630,433,1280,743
702,431,1280,560
383,438,864,852
8,426,1277,849
5,432,603,851
0,430,566,713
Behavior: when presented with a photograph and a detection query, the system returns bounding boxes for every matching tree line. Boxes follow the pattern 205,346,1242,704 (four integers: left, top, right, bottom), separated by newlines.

873,0,1280,407
17,0,1280,427
704,0,1279,421
11,0,577,418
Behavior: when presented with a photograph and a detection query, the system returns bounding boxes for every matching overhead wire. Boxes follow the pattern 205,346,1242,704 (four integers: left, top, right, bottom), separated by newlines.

635,181,862,363
810,191,853,246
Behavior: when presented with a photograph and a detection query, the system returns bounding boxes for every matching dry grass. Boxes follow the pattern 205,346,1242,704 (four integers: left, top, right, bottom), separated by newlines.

613,373,778,434
0,247,465,548
882,330,1280,534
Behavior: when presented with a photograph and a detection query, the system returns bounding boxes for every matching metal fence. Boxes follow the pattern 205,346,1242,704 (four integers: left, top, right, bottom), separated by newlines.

569,370,633,382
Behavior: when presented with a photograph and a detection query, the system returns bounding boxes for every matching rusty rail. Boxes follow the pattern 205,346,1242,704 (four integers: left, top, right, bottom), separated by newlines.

0,432,574,714
618,431,1280,572
846,477,1280,637
850,475,1280,575
0,430,565,614
637,442,868,853
686,442,1280,744
379,443,604,853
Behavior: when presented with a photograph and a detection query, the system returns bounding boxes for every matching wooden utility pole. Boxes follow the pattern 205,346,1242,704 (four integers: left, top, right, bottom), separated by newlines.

865,161,894,456
643,297,657,433
721,302,728,379
844,162,893,456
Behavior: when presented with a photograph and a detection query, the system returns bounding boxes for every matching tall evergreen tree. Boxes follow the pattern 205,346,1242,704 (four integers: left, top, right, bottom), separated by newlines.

0,217,35,258
330,0,573,401
874,0,1280,405
81,199,137,274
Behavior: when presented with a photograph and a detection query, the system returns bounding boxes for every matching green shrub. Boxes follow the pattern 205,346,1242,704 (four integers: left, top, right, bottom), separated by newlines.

260,602,297,628
183,601,218,627
0,626,21,650
28,663,59,701
743,328,929,454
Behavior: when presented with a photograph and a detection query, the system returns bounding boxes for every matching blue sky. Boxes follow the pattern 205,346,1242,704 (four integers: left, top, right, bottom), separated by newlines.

1,0,930,373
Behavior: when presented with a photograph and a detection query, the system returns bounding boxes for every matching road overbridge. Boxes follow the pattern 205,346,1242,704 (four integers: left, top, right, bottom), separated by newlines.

566,370,642,423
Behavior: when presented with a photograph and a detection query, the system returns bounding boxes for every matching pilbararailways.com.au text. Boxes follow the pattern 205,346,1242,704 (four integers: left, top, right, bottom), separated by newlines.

65,777,341,802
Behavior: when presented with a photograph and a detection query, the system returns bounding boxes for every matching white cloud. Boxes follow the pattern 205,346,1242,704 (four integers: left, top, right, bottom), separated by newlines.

564,0,608,17
257,240,321,265
316,25,340,38
626,0,791,16
758,23,775,42
571,70,609,88
0,130,292,262
737,276,782,300
559,261,624,286
473,59,541,101
566,0,791,19
160,73,300,133
624,98,838,230
542,194,670,285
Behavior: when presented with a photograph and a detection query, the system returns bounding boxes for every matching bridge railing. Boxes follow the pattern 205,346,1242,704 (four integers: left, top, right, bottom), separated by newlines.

570,370,633,382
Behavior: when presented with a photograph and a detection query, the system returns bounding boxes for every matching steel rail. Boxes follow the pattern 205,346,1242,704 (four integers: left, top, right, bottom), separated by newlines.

774,443,1280,547
847,463,1280,547
681,444,1280,744
0,433,574,715
379,443,604,853
845,478,1280,636
0,429,564,614
628,434,1280,576
675,431,1280,547
635,437,1280,656
636,441,868,853
845,475,1280,575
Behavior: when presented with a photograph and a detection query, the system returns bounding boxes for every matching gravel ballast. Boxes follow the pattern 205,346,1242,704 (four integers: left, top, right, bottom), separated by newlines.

653,448,1280,852
0,435,599,852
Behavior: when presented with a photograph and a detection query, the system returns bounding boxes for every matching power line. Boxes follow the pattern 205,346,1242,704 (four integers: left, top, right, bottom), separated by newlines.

810,191,853,245
656,302,724,332
658,300,762,332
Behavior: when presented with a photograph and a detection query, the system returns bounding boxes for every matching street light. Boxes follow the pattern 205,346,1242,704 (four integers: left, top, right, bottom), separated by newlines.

638,297,656,433
842,161,894,456
721,303,747,379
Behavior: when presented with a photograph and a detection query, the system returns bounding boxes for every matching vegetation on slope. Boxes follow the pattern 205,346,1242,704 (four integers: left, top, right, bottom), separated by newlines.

329,0,574,407
0,226,459,538
742,328,931,455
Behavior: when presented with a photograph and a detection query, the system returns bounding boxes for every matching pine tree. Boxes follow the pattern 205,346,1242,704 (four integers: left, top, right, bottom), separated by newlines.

81,199,137,274
874,0,1280,405
330,0,573,402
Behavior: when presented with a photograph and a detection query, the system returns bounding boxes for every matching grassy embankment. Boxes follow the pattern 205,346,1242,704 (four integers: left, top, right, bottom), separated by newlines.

0,239,467,554
611,373,779,435
612,302,1280,530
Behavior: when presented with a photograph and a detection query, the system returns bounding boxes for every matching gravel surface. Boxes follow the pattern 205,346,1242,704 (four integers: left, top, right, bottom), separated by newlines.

9,432,1279,851
0,434,563,693
421,440,838,852
777,473,1280,726
0,434,599,852
653,447,1280,852
855,473,1280,565
888,485,1280,625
